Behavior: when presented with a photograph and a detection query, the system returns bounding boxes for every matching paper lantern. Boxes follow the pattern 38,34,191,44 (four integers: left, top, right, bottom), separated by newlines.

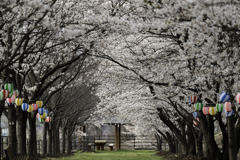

27,105,33,112
38,117,45,123
1,90,9,99
4,83,13,92
193,112,198,118
194,103,203,111
203,106,209,115
36,113,40,118
40,113,46,119
7,95,15,105
236,93,240,104
224,102,232,112
209,107,217,116
45,117,51,122
32,103,38,111
189,96,197,103
0,91,4,101
225,109,233,117
36,101,43,108
8,91,13,98
21,103,29,111
220,92,230,103
14,90,19,97
216,103,223,112
38,108,44,115
193,118,199,125
15,98,23,106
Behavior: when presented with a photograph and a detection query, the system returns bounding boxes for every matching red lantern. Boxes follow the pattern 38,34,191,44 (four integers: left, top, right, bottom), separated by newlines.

2,90,9,99
189,95,198,103
45,117,51,122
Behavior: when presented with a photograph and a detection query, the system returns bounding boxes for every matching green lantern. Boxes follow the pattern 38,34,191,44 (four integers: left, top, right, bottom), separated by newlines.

4,83,13,92
216,103,223,112
194,103,203,111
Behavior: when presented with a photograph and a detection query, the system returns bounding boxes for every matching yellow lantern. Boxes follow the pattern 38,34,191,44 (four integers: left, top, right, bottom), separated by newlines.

209,107,217,116
36,101,43,108
15,98,23,106
27,105,33,112
40,113,46,119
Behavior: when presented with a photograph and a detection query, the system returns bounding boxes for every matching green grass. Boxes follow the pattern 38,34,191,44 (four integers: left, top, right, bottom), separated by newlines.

42,149,164,160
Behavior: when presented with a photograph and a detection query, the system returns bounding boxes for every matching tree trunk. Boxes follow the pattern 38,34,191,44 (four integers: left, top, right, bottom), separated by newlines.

62,128,66,154
67,128,71,154
166,132,176,153
0,102,5,158
47,122,52,154
180,121,186,154
157,108,189,153
198,111,210,159
228,116,237,160
187,127,196,155
207,115,221,160
28,112,37,155
43,122,47,154
196,132,203,158
8,105,17,155
16,107,28,154
52,122,55,155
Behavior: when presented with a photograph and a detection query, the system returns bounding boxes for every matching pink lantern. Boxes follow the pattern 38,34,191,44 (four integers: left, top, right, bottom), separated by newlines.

202,106,209,115
7,95,15,105
36,113,40,118
236,93,240,104
224,102,232,112
45,117,51,122
32,103,38,111
193,118,199,125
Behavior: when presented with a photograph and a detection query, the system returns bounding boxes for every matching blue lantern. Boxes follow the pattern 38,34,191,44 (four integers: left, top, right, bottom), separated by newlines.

38,108,44,115
193,112,198,118
220,92,230,103
21,103,29,111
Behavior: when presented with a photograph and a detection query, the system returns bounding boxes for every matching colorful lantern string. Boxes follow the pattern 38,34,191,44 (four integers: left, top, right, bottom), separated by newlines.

45,117,51,122
15,98,23,106
4,83,13,93
209,107,217,116
2,90,9,99
193,118,199,125
216,103,223,112
203,106,210,115
27,105,33,112
189,96,198,104
14,90,19,97
32,104,38,111
224,102,232,112
7,95,15,105
38,108,44,115
21,103,29,111
193,112,198,118
225,109,233,117
194,103,203,111
36,101,43,108
220,92,230,103
236,93,240,104
8,91,13,98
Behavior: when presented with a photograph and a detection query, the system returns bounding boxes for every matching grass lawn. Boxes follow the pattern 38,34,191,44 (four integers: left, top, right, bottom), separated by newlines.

42,149,165,160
